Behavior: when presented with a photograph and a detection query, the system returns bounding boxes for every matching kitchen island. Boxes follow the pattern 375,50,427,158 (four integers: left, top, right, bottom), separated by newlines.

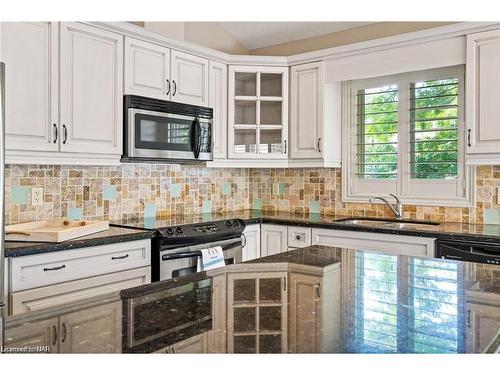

3,245,500,354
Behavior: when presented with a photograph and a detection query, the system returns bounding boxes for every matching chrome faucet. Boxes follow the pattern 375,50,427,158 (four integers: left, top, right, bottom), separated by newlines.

369,194,403,220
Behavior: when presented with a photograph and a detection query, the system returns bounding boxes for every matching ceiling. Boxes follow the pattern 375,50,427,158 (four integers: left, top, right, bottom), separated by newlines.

219,22,374,50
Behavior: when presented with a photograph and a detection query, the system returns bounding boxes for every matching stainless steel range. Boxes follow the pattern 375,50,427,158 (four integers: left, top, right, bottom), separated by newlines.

111,218,246,281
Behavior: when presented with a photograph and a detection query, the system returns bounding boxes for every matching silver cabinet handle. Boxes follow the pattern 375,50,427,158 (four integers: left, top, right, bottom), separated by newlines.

317,137,322,152
172,80,177,96
467,129,471,147
467,310,471,327
295,234,302,241
53,124,58,144
52,325,58,346
316,283,321,298
241,233,247,248
62,124,68,144
111,254,129,260
283,139,287,154
166,79,171,95
61,322,67,343
43,264,66,272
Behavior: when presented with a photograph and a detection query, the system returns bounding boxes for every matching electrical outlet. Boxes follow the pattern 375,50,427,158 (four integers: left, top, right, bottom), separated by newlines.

32,187,44,206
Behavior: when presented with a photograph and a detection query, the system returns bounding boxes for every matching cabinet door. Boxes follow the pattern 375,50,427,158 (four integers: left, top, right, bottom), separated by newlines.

171,332,208,353
290,62,323,159
242,224,261,261
228,66,289,160
227,271,287,353
0,22,58,152
466,303,500,353
466,30,500,156
59,22,123,155
170,50,209,106
288,272,321,353
209,60,228,159
124,37,170,100
261,224,287,257
59,301,122,353
4,317,59,353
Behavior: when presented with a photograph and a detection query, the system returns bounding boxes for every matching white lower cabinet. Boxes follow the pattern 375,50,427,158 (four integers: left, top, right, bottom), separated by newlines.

154,332,208,354
311,228,436,257
242,224,260,261
10,267,150,315
3,316,59,353
466,302,500,353
288,264,341,353
260,224,287,257
59,301,122,353
4,300,122,353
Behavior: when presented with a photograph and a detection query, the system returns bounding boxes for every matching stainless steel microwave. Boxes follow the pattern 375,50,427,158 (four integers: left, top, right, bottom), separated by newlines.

123,95,213,162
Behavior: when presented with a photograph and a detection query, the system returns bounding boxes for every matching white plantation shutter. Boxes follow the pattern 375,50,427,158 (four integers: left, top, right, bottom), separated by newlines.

343,65,470,205
355,85,399,180
352,251,465,353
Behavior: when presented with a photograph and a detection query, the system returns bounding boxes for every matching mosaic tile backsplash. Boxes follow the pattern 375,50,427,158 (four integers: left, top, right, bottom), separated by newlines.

4,164,500,225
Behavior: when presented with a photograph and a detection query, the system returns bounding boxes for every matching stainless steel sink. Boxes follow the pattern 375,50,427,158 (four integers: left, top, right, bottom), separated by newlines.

336,218,440,230
337,219,394,227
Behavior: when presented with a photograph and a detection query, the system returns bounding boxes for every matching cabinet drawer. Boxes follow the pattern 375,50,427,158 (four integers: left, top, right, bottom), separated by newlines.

287,226,312,248
10,239,151,292
312,228,435,257
10,267,150,315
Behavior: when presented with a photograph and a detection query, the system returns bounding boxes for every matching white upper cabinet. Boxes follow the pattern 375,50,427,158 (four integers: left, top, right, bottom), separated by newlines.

59,22,123,155
290,62,323,159
124,37,170,100
209,60,228,159
466,29,500,164
170,50,209,106
0,22,58,152
289,61,341,167
228,66,289,160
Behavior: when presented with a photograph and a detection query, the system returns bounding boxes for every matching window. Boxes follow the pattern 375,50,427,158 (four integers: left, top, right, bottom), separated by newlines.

350,251,465,353
342,66,473,206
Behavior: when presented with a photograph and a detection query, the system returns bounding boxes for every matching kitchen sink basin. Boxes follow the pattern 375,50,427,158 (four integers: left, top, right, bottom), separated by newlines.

336,218,440,230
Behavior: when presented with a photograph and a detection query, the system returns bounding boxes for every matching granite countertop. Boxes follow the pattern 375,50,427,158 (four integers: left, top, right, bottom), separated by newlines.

7,209,500,259
5,245,500,354
4,226,154,257
112,209,500,243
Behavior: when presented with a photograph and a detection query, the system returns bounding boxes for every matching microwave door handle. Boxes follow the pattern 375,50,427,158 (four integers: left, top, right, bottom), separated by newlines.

192,118,201,159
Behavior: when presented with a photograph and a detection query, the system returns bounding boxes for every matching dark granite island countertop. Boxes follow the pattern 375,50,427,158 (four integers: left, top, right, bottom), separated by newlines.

4,226,154,257
4,245,499,354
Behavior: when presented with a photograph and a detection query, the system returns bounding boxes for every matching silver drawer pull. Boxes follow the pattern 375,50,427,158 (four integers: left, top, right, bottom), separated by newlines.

43,265,66,272
111,254,129,260
294,233,304,241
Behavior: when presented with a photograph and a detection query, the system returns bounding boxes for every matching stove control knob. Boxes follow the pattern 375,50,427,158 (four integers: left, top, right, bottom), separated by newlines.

232,220,240,227
166,228,174,235
175,226,183,234
225,221,232,227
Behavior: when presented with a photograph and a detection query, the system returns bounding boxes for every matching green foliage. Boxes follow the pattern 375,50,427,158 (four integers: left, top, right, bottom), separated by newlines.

357,78,459,180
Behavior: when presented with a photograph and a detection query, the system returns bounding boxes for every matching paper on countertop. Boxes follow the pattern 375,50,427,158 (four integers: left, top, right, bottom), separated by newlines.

197,246,225,271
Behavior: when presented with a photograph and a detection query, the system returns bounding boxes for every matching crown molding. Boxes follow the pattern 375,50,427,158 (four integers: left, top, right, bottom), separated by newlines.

88,21,500,68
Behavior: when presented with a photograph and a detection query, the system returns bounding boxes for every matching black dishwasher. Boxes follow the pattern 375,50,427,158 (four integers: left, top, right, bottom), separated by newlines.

436,240,500,265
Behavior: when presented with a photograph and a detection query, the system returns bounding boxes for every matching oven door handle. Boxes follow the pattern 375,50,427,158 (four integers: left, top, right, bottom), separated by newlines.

162,251,201,261
190,117,201,159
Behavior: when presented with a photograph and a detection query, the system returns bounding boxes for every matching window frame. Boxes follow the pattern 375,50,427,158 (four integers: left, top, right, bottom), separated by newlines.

342,65,474,207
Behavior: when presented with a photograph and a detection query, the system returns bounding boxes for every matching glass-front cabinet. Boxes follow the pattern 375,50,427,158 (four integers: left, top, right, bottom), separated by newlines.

228,66,289,159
